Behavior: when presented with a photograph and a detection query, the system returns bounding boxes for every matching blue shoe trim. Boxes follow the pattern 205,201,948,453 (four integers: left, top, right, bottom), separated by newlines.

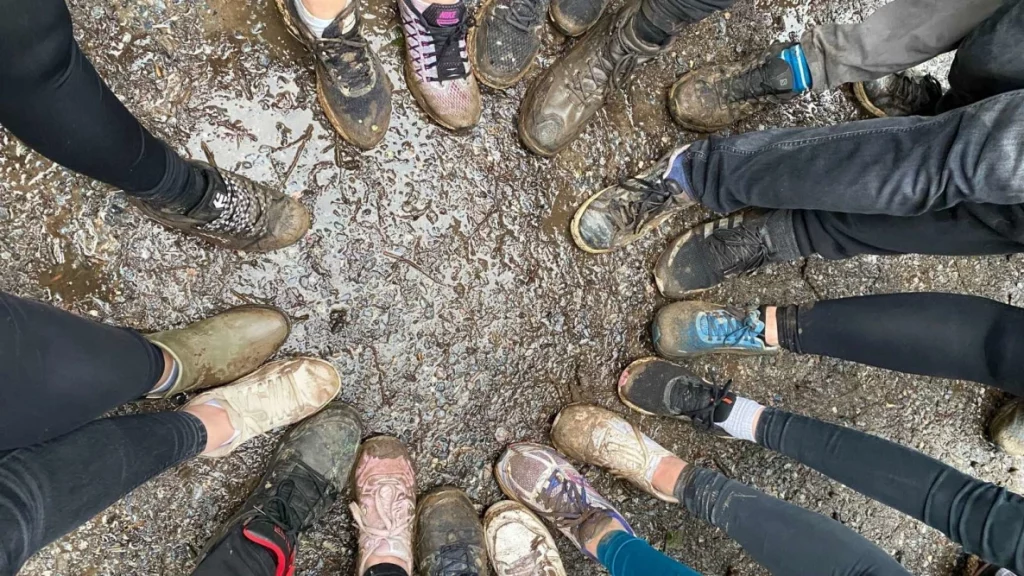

781,44,812,93
695,309,767,350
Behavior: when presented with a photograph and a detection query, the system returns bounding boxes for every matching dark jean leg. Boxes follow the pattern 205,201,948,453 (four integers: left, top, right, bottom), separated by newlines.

190,527,280,576
684,89,1024,216
678,467,909,576
0,0,201,210
790,205,1024,260
939,0,1024,111
759,408,1024,574
0,412,206,576
0,292,163,450
776,293,1024,394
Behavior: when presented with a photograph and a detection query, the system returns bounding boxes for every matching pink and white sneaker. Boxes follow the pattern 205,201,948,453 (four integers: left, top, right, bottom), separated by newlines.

399,0,482,129
350,436,417,575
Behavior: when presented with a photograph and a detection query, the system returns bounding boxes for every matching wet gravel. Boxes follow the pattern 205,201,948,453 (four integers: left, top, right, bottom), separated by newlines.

3,0,1020,574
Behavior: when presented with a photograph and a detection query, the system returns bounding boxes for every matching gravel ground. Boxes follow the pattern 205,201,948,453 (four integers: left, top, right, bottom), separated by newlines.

3,0,1020,574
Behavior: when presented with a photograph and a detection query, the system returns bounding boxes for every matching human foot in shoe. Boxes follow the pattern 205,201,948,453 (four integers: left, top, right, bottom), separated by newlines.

276,0,393,148
549,0,608,36
618,357,765,441
654,212,792,298
852,72,943,118
651,301,778,359
146,305,290,398
518,1,668,157
132,161,310,252
400,0,482,129
669,42,810,132
495,443,634,560
470,0,549,89
571,145,694,253
417,487,488,576
194,401,362,569
989,398,1024,456
182,358,341,458
552,404,678,502
484,501,566,576
352,436,417,575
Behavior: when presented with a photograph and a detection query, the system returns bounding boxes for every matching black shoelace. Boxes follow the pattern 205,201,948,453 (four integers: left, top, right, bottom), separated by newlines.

243,461,331,541
568,37,642,103
318,34,375,91
424,17,472,82
672,377,733,430
613,175,687,233
718,58,788,104
505,0,542,31
436,543,478,576
707,225,774,277
889,74,939,111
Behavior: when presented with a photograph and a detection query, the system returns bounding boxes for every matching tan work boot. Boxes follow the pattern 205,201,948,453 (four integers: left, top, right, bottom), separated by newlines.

484,500,567,576
183,357,341,458
147,305,290,398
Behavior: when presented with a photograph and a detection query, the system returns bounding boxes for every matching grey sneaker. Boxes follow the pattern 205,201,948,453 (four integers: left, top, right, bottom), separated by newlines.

470,0,549,89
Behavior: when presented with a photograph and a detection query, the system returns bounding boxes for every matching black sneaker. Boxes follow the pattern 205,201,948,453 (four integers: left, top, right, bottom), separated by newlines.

550,0,609,36
571,145,695,253
989,398,1024,456
617,357,737,437
131,161,310,252
669,42,805,132
852,72,943,118
470,0,549,89
654,213,780,298
416,487,489,576
194,401,363,571
277,0,393,149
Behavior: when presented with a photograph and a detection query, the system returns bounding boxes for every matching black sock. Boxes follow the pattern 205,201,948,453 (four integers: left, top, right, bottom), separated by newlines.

180,164,211,213
632,8,671,46
775,304,802,353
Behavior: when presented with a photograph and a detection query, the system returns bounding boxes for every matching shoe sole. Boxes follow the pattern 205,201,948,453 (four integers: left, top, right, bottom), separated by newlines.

404,58,480,132
467,1,538,90
852,81,888,119
667,73,725,133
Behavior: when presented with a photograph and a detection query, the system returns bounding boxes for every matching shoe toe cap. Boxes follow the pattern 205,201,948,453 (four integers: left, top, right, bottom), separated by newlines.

654,232,715,298
260,195,311,251
574,207,616,252
520,114,566,157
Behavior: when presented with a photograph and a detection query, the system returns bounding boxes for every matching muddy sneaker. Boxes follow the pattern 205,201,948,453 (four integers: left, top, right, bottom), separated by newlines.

417,487,488,576
276,0,393,149
617,357,737,438
962,557,1016,576
654,213,782,298
351,436,417,575
484,501,567,576
651,301,777,359
146,305,290,398
571,145,694,253
131,161,310,252
549,0,609,36
400,0,482,129
989,398,1024,456
669,42,810,132
195,401,362,572
495,443,634,560
184,358,342,458
852,72,943,118
518,2,668,157
552,404,678,502
470,0,549,89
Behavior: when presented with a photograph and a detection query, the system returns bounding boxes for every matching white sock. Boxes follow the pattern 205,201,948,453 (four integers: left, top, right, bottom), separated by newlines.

204,400,241,447
719,397,764,442
295,0,353,37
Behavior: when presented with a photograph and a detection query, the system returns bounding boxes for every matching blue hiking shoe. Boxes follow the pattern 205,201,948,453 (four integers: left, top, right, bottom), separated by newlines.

652,301,778,359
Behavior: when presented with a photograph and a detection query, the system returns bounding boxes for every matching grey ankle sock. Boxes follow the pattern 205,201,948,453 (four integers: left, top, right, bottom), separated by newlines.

758,210,801,262
150,358,179,395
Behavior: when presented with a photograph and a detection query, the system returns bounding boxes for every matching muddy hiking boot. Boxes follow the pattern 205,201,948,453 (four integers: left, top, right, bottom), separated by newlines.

417,487,489,576
400,0,482,130
132,160,310,252
550,0,610,36
276,0,393,149
470,0,550,89
852,72,943,118
651,301,778,359
572,145,694,253
195,401,362,572
351,436,418,575
669,42,810,132
519,1,668,157
146,305,290,398
989,398,1024,456
484,501,567,576
617,357,738,439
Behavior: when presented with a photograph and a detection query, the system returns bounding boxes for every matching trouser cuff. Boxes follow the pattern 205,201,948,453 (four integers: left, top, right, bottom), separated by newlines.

761,210,802,262
800,29,829,93
676,466,727,526
775,304,802,353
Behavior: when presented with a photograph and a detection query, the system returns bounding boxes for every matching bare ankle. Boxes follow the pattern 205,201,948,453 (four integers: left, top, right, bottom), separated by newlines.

652,456,687,497
183,403,235,454
764,306,779,347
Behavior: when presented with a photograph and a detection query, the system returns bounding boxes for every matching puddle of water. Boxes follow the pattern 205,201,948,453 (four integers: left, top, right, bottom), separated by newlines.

204,0,305,62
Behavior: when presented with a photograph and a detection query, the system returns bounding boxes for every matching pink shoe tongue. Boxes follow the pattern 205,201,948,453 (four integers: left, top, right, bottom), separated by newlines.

422,3,465,27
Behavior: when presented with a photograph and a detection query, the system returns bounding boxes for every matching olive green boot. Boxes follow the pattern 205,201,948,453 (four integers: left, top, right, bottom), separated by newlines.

989,398,1024,456
147,305,290,398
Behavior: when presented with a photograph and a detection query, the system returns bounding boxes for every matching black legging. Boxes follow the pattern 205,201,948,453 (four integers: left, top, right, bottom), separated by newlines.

0,0,202,211
776,292,1024,393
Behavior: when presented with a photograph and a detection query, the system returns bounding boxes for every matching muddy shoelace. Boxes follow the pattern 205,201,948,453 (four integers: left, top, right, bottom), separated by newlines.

435,543,478,576
243,461,332,540
317,33,376,92
611,175,688,233
706,225,775,277
498,536,559,576
505,0,542,31
671,377,734,430
568,28,642,103
537,471,609,544
889,74,941,112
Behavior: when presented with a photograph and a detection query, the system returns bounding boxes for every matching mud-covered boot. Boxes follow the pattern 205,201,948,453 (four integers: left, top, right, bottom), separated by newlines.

550,0,609,36
131,161,310,252
277,0,393,148
193,401,362,573
669,42,810,132
146,305,290,398
518,1,668,157
416,487,489,576
852,72,943,118
989,398,1024,456
470,0,549,89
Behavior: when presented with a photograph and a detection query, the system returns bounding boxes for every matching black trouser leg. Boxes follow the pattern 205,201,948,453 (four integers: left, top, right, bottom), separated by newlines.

757,408,1024,574
775,293,1024,394
191,528,280,576
0,0,202,211
938,0,1024,111
0,292,164,450
0,412,206,576
678,468,909,576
